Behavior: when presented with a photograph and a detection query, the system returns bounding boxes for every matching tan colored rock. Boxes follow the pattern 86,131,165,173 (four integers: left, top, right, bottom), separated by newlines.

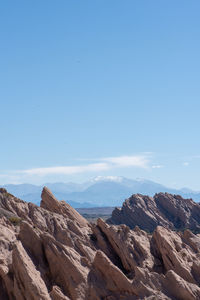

41,187,88,228
94,250,136,294
42,233,89,300
163,270,200,300
96,218,154,274
87,250,137,300
0,190,31,222
12,241,50,300
50,285,70,300
183,229,200,252
153,226,196,284
132,266,168,299
0,217,17,300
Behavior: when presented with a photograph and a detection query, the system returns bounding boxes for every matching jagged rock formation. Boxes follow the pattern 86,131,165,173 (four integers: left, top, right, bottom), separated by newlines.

0,187,200,299
108,192,200,233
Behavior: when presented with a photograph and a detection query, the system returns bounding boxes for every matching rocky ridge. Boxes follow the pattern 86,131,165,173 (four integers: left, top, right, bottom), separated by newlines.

108,193,200,233
0,187,200,299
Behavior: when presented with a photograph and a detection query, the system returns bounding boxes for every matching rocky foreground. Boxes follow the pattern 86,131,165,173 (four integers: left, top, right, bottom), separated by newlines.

0,188,200,299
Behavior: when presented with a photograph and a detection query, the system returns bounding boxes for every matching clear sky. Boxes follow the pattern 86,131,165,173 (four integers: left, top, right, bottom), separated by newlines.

1,1,200,189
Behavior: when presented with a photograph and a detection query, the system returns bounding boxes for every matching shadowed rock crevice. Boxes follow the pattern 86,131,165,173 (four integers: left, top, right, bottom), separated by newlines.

150,236,166,274
94,223,129,277
0,276,10,300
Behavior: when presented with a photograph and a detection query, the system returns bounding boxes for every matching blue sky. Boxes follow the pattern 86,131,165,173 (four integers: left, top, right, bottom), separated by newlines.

1,1,200,189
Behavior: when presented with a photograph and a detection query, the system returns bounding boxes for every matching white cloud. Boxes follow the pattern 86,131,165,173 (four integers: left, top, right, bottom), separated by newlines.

18,155,150,176
93,176,123,183
17,163,110,176
102,155,149,168
152,165,163,169
183,162,189,166
0,154,151,182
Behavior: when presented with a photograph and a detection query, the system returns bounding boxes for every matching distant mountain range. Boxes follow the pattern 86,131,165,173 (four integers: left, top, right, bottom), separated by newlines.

2,176,200,207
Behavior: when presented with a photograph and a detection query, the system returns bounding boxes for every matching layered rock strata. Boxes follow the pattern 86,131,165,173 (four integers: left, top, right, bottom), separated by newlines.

108,192,200,232
0,188,200,299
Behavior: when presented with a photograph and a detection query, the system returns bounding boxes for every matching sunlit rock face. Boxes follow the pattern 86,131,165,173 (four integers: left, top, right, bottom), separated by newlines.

0,187,200,300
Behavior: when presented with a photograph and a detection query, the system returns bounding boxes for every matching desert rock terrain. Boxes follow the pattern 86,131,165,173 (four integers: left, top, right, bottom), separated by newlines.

0,187,200,299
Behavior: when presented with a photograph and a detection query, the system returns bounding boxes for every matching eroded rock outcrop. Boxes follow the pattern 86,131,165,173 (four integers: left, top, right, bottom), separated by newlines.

0,188,200,299
108,192,200,232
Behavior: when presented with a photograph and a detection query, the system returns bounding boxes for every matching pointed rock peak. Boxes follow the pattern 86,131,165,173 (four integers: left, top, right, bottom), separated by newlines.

40,187,88,227
42,186,57,200
40,186,60,213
